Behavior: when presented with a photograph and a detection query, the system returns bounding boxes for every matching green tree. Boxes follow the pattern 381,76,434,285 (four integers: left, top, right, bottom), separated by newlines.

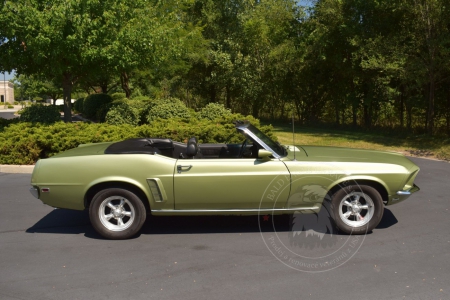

0,0,203,122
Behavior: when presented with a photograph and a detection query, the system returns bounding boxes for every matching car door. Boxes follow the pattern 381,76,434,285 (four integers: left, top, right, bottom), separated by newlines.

174,158,291,210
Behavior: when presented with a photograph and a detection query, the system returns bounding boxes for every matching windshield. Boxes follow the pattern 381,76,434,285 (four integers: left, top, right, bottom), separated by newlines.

246,124,286,157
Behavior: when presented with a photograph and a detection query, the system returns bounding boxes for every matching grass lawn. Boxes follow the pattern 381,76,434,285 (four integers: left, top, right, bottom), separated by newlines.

269,123,450,162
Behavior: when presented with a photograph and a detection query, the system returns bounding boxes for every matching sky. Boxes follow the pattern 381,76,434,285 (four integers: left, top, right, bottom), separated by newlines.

2,71,15,81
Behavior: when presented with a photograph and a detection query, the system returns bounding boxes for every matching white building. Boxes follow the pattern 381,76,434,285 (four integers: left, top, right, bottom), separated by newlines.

50,99,76,105
0,81,15,104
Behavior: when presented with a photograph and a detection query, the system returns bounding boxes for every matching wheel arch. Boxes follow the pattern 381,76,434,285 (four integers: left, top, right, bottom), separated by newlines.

328,179,389,205
84,181,151,214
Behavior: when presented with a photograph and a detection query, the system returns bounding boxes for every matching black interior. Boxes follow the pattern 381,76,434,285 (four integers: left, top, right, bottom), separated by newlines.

104,137,258,159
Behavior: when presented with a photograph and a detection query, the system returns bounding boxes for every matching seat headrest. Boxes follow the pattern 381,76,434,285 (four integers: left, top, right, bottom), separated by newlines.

186,137,198,157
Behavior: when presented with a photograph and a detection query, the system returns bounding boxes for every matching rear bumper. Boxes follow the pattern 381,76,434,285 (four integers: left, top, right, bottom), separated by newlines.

29,187,39,199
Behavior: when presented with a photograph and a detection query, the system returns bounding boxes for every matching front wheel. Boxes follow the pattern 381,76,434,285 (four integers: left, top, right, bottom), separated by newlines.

89,188,147,239
331,185,384,235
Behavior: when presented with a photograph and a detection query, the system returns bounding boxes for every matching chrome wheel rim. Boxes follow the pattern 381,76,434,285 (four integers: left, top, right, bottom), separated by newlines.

338,192,374,228
99,196,135,231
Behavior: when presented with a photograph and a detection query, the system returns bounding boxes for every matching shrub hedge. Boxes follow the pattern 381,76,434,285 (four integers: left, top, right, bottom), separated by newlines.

0,117,19,130
111,93,127,101
0,118,274,165
83,93,113,120
105,103,140,126
144,98,191,123
19,105,61,124
199,103,232,120
73,98,84,113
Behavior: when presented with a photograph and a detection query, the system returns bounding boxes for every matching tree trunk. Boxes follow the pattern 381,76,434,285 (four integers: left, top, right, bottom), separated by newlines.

363,104,369,128
294,100,301,124
447,89,450,136
226,85,231,109
100,82,108,94
62,73,73,123
280,100,285,120
399,86,404,128
335,100,340,126
363,102,372,128
427,79,435,135
210,84,216,103
352,103,357,127
120,72,131,98
406,102,412,131
252,101,259,118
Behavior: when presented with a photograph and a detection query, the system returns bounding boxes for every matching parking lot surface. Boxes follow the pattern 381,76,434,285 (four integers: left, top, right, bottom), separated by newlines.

0,157,449,300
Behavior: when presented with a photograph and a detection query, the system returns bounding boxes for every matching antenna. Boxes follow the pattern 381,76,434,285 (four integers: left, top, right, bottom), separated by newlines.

292,112,296,161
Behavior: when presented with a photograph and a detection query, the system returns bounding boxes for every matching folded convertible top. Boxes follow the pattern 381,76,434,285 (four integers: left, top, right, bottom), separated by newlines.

104,138,173,155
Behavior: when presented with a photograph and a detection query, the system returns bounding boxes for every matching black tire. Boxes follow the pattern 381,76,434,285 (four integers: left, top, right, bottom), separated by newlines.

330,184,384,235
89,188,147,239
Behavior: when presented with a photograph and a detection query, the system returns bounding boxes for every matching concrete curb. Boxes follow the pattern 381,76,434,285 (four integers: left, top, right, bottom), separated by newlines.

0,105,22,112
0,165,34,174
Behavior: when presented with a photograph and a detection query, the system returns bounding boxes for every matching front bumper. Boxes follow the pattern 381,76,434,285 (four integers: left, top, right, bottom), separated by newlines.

389,184,420,205
396,184,420,196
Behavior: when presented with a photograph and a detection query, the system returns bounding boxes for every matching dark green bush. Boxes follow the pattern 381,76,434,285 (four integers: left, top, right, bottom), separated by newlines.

19,105,61,124
111,93,127,101
92,98,129,123
0,117,20,131
128,99,152,112
105,103,140,126
73,98,84,113
83,93,113,120
131,95,152,101
145,98,190,123
199,103,232,120
95,103,113,123
0,118,275,164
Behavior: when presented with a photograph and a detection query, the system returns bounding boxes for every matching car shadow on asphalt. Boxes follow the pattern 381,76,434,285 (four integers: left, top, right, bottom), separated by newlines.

25,209,98,236
375,208,398,229
26,207,398,239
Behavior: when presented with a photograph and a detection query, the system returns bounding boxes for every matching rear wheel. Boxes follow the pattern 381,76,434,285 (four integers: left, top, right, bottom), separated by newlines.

331,185,384,235
89,188,146,239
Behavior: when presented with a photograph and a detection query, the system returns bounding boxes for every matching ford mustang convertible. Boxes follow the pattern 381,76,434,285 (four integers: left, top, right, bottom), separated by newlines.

30,121,420,239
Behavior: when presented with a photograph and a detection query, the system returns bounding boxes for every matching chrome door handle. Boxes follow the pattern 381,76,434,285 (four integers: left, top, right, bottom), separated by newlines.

177,165,192,173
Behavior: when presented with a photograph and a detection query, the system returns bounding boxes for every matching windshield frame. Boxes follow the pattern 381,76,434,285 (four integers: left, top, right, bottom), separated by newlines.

235,122,286,159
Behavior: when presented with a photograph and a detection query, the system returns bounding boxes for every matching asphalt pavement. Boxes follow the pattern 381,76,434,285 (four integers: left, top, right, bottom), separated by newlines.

0,157,449,300
0,111,19,120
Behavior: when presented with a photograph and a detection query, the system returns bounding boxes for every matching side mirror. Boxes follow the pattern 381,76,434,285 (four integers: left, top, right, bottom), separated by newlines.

258,149,273,160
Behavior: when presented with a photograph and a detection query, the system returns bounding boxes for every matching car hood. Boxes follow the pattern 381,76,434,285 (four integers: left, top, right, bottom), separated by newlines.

285,145,417,171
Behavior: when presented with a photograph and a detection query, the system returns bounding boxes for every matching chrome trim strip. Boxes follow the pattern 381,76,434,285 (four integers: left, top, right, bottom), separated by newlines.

396,184,420,196
146,178,168,202
241,128,281,159
152,207,319,214
29,187,39,199
396,190,411,196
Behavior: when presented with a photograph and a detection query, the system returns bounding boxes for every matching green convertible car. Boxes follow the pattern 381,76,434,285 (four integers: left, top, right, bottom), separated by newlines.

30,121,420,239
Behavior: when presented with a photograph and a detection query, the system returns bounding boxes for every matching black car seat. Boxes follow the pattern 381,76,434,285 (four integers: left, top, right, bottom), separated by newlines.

186,137,199,158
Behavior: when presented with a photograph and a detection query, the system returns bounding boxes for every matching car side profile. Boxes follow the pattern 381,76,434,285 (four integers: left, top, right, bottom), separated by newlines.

30,121,420,239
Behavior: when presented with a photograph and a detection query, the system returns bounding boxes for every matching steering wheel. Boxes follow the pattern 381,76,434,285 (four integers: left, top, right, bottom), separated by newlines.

239,139,248,158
